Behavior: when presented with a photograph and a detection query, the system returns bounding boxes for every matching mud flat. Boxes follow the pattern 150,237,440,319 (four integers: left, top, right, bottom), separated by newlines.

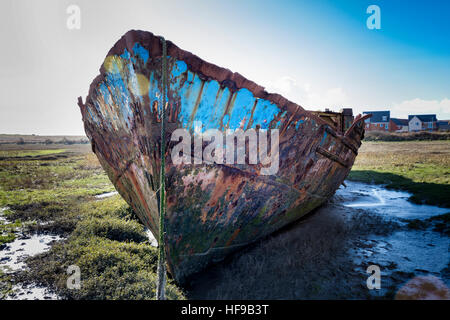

187,181,449,299
342,182,449,298
2,180,448,300
0,208,63,300
0,233,62,273
0,234,61,300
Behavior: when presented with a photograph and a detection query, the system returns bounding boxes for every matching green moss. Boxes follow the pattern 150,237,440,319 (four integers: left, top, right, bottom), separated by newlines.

0,233,16,245
0,269,13,299
0,145,185,299
73,217,148,243
0,217,22,245
24,236,184,300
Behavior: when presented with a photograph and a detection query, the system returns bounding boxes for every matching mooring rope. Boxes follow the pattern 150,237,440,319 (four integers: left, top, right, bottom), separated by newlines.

156,36,168,300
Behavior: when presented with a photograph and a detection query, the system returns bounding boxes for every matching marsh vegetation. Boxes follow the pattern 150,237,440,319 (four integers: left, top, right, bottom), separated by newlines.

1,139,448,299
0,144,183,299
349,141,450,207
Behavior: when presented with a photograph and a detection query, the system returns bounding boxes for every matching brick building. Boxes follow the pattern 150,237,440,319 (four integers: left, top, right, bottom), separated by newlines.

362,111,390,131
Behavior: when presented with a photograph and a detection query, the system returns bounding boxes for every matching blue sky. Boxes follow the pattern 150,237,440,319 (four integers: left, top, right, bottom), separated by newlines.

0,0,449,135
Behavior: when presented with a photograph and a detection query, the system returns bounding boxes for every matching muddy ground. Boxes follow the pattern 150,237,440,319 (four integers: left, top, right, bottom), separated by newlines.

185,183,449,299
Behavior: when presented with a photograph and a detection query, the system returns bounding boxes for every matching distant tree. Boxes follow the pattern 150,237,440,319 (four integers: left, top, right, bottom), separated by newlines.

17,138,25,145
60,137,75,145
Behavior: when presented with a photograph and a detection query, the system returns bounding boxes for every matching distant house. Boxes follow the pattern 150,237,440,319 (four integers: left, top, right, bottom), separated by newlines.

408,114,437,132
390,118,409,132
437,120,450,131
362,111,390,131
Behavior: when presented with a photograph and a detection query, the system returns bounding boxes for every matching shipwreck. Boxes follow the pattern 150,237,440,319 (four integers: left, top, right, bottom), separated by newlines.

78,30,369,283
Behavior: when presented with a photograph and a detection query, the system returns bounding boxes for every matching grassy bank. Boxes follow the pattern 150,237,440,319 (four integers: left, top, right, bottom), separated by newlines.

349,141,450,207
364,131,450,141
0,134,88,145
0,145,184,299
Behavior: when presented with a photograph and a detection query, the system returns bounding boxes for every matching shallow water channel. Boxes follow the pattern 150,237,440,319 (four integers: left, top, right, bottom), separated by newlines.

335,181,449,298
337,181,448,219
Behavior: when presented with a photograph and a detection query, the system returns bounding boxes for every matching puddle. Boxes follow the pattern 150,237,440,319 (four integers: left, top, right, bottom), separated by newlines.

337,181,449,219
351,230,449,277
145,229,158,247
1,233,63,300
0,234,62,273
1,208,63,300
350,229,449,297
95,191,118,199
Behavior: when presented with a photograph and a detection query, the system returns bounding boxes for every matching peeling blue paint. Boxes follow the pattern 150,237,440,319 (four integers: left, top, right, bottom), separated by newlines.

133,43,149,64
190,80,221,130
103,70,133,128
172,60,187,77
96,49,282,134
99,83,111,105
177,73,205,129
320,131,327,145
295,119,304,130
276,120,282,128
228,88,256,130
120,49,131,60
249,100,280,130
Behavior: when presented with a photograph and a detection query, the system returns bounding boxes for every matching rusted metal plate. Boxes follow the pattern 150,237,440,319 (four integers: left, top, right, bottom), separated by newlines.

78,30,367,283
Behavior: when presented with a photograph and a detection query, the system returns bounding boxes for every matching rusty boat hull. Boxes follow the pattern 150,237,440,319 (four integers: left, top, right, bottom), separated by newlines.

78,30,368,283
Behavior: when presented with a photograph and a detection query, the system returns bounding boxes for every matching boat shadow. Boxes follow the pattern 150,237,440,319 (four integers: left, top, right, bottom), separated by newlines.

183,197,380,299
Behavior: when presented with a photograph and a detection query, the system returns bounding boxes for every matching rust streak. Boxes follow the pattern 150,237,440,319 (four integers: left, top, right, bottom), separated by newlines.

188,79,205,129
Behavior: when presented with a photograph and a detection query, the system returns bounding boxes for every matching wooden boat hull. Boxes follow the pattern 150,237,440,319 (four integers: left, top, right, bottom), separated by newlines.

78,30,367,283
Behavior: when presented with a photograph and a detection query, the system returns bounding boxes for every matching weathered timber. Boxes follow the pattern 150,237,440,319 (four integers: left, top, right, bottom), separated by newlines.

78,30,369,283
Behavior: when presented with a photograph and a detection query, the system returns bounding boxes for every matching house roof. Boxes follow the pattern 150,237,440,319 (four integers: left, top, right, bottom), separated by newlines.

408,114,437,122
363,111,390,123
437,120,450,128
391,118,408,126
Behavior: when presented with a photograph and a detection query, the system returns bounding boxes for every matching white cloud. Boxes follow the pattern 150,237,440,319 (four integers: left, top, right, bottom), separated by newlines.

264,77,450,120
264,76,350,111
391,98,450,120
